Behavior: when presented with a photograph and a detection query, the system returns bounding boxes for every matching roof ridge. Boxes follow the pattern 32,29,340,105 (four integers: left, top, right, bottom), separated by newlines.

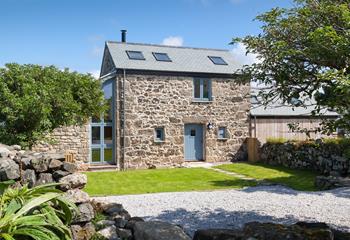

106,41,230,52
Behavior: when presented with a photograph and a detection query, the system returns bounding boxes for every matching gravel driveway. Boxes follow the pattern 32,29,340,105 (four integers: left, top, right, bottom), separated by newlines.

95,186,350,236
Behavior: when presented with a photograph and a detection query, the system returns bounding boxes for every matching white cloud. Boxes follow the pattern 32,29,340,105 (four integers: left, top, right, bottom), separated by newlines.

89,70,100,79
231,42,259,67
161,36,184,46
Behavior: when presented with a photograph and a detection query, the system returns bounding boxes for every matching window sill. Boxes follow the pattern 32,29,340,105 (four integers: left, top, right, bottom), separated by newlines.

217,138,229,141
154,140,165,144
191,99,213,103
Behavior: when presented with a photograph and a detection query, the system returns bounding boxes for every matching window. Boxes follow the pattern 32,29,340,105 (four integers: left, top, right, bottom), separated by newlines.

155,127,165,142
218,127,228,139
153,52,171,62
193,79,211,101
126,50,145,60
208,56,228,65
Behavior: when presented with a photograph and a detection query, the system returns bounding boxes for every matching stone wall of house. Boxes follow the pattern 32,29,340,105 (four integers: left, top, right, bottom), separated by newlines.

32,125,89,167
119,73,250,169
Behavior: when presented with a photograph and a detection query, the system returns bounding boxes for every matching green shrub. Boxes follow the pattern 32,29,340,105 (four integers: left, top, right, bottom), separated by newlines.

0,183,77,240
266,137,289,144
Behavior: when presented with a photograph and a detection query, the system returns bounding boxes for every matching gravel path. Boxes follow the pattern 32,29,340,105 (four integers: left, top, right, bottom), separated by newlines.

95,186,350,236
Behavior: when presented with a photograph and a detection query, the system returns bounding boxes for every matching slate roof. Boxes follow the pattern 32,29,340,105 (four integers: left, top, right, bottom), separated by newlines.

105,41,240,75
250,88,339,117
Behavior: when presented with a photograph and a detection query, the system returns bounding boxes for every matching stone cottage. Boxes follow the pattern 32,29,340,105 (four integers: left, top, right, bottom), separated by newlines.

34,32,250,169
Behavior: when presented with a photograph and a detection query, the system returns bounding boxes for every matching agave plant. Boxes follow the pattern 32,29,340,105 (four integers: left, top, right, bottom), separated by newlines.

0,182,77,240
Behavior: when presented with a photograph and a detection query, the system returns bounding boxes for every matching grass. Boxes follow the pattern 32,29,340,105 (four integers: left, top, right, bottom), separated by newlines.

215,163,318,191
84,167,256,196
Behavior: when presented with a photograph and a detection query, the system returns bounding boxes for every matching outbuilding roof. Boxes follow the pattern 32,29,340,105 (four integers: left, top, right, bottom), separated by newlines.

104,41,240,75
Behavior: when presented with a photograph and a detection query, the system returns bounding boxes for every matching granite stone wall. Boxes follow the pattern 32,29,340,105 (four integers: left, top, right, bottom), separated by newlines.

32,125,89,167
119,73,250,169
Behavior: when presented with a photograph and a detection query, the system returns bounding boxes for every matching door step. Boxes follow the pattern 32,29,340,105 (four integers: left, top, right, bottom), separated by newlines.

87,164,118,172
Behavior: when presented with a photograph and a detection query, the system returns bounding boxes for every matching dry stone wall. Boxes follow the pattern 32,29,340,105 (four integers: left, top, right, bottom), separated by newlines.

120,73,250,169
32,124,89,167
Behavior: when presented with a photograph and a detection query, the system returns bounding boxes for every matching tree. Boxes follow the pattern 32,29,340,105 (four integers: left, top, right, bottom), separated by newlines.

0,63,105,147
234,0,350,134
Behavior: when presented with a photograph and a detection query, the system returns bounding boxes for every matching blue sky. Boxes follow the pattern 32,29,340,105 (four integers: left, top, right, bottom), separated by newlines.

0,0,293,77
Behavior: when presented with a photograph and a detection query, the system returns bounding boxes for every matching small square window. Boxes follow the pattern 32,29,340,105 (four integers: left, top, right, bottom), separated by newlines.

155,127,165,142
153,52,171,62
126,51,145,60
218,127,228,139
208,56,228,65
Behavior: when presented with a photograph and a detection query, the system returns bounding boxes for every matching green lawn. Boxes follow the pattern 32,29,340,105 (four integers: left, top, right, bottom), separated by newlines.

215,163,318,191
84,167,256,196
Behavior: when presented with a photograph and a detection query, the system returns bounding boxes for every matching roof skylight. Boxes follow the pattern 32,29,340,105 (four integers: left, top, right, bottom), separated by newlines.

153,52,172,62
208,56,228,65
126,51,145,60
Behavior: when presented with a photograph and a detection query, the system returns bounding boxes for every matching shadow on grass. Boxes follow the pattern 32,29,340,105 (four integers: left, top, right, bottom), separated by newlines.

143,207,350,237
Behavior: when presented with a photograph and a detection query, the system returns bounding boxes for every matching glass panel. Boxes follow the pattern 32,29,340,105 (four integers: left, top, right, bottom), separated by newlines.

91,127,101,144
104,148,113,163
218,127,226,138
104,126,113,145
190,129,196,136
203,79,209,99
194,79,201,99
155,128,164,141
91,115,101,123
126,51,145,60
103,82,113,123
208,56,228,65
153,52,171,62
91,149,101,162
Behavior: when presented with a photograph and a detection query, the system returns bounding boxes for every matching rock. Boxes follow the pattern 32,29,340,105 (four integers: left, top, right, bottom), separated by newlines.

116,228,132,240
114,217,128,228
133,221,191,240
315,175,350,190
52,170,70,181
125,217,144,230
22,169,36,187
31,157,50,172
332,228,350,240
65,189,90,204
74,203,95,223
59,173,87,191
36,173,54,186
63,162,78,173
98,226,119,240
71,222,96,240
111,210,131,221
103,203,125,215
46,153,66,161
11,145,21,151
20,157,32,170
49,159,63,170
96,220,115,230
0,145,10,158
0,159,20,180
193,229,242,240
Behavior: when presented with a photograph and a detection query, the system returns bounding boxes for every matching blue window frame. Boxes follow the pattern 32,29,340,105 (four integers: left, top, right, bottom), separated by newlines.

90,79,114,164
218,127,228,139
153,52,172,62
154,127,165,142
126,50,145,60
193,78,211,101
208,56,228,65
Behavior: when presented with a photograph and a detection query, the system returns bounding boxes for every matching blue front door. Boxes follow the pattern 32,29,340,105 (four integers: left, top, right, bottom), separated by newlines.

184,124,204,161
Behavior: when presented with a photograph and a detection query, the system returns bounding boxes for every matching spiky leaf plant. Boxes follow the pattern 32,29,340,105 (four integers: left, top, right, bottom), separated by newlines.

0,183,77,240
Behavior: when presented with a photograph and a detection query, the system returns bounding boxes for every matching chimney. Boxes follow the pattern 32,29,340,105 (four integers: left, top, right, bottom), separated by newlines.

121,30,127,43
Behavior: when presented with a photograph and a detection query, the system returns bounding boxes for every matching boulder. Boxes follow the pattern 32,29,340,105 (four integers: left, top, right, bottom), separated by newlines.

97,225,119,240
63,162,78,173
95,220,115,230
11,145,21,151
114,217,128,228
46,153,66,161
22,169,36,187
193,229,242,240
71,222,96,240
65,189,90,204
52,170,70,181
133,221,191,240
49,159,63,170
31,157,50,172
74,203,95,223
0,159,20,180
116,228,133,240
36,173,54,186
103,203,125,215
59,173,87,191
20,157,32,170
0,145,11,158
125,217,144,230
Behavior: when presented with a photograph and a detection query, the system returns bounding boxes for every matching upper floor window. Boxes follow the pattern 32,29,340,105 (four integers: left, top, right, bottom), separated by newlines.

153,52,172,62
126,51,145,60
193,78,211,101
154,127,165,142
208,56,228,65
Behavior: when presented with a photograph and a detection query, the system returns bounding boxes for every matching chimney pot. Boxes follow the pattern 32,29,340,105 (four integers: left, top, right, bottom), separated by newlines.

121,30,127,43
